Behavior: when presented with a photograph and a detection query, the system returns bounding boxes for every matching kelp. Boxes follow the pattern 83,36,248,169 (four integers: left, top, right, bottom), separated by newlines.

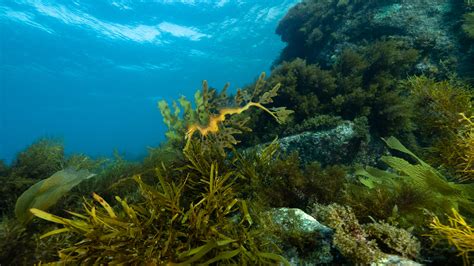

29,73,293,265
355,137,474,226
15,168,96,224
30,162,289,265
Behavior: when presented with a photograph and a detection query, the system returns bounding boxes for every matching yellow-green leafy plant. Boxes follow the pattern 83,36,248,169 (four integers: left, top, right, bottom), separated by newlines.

31,161,289,264
456,113,474,181
428,208,474,265
407,76,473,176
15,168,96,224
355,137,474,226
29,73,293,264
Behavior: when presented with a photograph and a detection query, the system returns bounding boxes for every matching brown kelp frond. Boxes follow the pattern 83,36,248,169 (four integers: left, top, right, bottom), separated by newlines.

428,208,474,265
31,161,289,265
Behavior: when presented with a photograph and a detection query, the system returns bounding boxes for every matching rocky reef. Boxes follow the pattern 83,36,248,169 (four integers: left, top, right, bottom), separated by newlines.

276,0,473,80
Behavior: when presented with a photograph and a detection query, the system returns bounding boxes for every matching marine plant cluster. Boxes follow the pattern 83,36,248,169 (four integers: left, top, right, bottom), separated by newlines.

1,0,474,265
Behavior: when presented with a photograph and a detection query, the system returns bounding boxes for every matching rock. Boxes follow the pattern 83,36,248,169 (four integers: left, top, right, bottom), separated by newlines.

249,120,385,166
271,208,332,236
372,254,422,266
270,208,333,265
275,121,383,166
276,0,468,79
370,0,457,73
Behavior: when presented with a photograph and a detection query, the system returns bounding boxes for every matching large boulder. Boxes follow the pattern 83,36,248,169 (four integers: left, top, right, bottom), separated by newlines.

275,121,383,166
269,208,333,265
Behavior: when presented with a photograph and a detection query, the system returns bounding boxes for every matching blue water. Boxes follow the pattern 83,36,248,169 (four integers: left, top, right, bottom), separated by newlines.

0,0,299,163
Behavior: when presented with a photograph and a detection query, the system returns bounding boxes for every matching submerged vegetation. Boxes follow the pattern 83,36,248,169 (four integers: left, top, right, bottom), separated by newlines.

312,203,420,264
15,168,96,224
1,0,474,264
4,73,294,264
158,72,293,155
407,76,474,180
30,168,285,264
355,137,474,227
244,40,419,145
428,208,474,264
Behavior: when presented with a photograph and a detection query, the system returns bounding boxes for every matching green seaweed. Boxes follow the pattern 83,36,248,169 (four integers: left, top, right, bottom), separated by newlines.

15,168,96,224
10,138,64,180
30,157,288,265
243,40,418,146
463,12,474,38
28,73,293,265
354,137,474,227
246,151,348,209
406,76,473,178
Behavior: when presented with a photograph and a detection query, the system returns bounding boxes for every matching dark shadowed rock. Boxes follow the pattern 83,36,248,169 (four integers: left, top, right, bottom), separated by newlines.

276,0,469,79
